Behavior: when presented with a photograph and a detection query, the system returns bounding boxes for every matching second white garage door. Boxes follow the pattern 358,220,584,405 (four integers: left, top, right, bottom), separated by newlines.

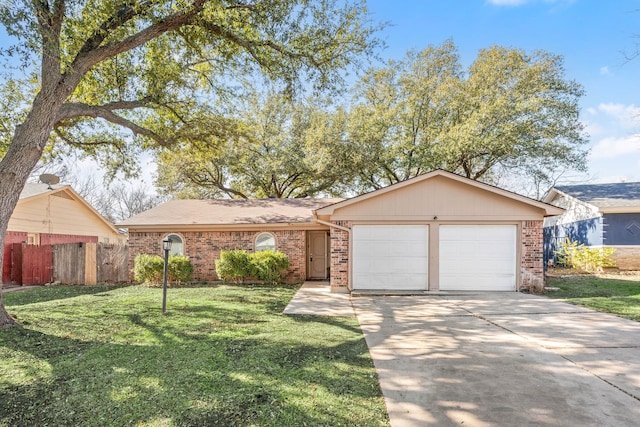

439,225,517,291
352,225,428,290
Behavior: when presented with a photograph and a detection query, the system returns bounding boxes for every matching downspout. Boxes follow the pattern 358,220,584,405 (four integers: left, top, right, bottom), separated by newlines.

313,214,351,293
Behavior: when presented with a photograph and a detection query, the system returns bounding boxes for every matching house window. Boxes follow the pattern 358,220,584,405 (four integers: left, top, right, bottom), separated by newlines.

255,232,276,252
27,233,40,245
164,234,184,256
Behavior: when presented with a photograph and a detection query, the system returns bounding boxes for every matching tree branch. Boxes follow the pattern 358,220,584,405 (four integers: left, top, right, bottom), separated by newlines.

56,97,154,122
55,101,168,146
68,0,206,79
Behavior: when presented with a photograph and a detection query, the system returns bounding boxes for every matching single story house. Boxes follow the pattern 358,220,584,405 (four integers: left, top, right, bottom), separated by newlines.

3,183,125,284
543,182,640,270
120,170,563,292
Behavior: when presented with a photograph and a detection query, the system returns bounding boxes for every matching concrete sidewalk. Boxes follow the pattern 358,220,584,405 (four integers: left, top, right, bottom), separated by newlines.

283,281,354,317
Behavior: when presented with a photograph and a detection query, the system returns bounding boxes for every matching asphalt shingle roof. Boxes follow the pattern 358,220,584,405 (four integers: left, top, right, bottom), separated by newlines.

555,182,640,208
118,198,344,227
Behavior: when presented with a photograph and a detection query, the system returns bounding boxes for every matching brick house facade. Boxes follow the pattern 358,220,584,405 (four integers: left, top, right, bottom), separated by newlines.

121,170,561,292
127,230,307,283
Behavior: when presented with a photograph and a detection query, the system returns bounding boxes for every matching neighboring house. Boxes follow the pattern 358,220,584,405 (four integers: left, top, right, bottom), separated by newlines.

121,170,562,292
543,182,640,270
3,183,125,284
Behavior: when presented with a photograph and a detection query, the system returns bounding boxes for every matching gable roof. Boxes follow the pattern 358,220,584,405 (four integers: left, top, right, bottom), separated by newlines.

544,182,640,212
315,169,564,217
118,198,343,228
17,183,121,235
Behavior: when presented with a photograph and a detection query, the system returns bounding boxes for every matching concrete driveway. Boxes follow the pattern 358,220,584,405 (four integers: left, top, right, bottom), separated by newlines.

352,293,640,427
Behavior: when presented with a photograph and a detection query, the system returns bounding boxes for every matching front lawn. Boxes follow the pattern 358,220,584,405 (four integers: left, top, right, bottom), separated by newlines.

0,284,389,427
545,272,640,321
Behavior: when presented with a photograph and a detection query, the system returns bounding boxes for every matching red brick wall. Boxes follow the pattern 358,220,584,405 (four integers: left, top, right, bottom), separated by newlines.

521,220,544,290
127,230,307,283
330,221,351,290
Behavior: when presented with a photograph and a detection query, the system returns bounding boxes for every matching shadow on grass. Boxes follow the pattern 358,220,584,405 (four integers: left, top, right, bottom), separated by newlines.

0,301,387,426
2,284,130,307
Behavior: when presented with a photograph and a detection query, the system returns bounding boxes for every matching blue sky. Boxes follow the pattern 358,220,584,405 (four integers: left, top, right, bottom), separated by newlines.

365,0,640,183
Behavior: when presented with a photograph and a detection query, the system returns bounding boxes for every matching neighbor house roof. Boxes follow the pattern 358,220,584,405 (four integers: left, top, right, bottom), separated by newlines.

544,182,640,212
19,183,66,200
17,183,120,234
315,169,564,218
118,198,343,229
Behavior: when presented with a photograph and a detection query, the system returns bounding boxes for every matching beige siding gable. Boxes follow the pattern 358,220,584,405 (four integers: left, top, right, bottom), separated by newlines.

329,175,549,221
9,191,121,243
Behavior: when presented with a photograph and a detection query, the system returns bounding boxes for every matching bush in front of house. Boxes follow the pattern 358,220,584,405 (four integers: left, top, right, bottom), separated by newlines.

168,255,194,284
215,249,290,284
134,254,164,284
133,254,194,286
555,238,616,273
215,249,253,283
251,250,290,284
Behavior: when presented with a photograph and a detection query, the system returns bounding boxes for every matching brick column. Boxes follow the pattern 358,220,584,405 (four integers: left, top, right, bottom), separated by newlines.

330,221,351,292
521,220,544,291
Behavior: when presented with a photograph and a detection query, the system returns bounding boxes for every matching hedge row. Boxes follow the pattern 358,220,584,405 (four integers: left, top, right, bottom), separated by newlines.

133,254,194,286
215,249,290,284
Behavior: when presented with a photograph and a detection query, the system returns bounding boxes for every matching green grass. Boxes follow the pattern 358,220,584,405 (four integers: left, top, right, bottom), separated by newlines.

0,284,389,427
545,274,640,321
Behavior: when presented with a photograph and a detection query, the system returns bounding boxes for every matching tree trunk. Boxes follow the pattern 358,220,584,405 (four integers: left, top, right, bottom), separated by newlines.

0,89,70,327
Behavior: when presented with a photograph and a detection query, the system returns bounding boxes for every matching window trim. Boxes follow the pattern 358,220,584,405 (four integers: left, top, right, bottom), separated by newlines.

255,232,277,252
163,233,185,256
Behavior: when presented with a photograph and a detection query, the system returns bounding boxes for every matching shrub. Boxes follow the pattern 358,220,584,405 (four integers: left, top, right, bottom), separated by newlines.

555,238,616,273
133,254,164,284
251,250,290,284
215,249,253,283
215,249,290,284
168,255,194,284
134,253,194,286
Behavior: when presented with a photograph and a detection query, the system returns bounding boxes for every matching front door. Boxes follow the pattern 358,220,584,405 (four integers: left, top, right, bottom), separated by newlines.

308,231,328,279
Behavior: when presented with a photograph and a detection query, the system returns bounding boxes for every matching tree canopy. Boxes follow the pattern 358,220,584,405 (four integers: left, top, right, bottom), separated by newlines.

155,91,351,198
346,40,588,192
156,41,589,201
0,0,379,327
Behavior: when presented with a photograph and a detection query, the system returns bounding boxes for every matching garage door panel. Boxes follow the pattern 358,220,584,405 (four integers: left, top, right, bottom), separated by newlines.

353,225,428,290
356,273,427,291
440,225,516,291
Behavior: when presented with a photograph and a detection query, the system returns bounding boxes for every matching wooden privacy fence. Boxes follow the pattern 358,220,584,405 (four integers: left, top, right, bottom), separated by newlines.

10,243,53,285
6,243,128,285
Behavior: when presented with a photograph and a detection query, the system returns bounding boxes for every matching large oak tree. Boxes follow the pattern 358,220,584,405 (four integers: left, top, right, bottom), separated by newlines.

346,40,589,192
0,0,377,327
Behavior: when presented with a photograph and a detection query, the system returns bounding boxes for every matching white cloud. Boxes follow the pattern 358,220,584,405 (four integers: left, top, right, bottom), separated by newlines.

582,119,604,138
597,103,640,129
591,134,640,159
600,66,610,75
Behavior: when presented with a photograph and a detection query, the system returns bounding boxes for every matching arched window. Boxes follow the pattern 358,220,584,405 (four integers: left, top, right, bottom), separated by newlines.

255,232,276,252
164,234,184,256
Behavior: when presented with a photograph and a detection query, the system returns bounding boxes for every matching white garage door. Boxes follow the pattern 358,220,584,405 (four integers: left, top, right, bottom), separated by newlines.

352,225,428,290
439,225,516,291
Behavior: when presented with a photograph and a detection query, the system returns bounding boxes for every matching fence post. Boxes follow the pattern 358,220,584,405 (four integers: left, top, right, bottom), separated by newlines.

85,242,97,285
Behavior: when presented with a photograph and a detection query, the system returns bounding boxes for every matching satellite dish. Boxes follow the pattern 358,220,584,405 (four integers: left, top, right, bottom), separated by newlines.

39,174,60,190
